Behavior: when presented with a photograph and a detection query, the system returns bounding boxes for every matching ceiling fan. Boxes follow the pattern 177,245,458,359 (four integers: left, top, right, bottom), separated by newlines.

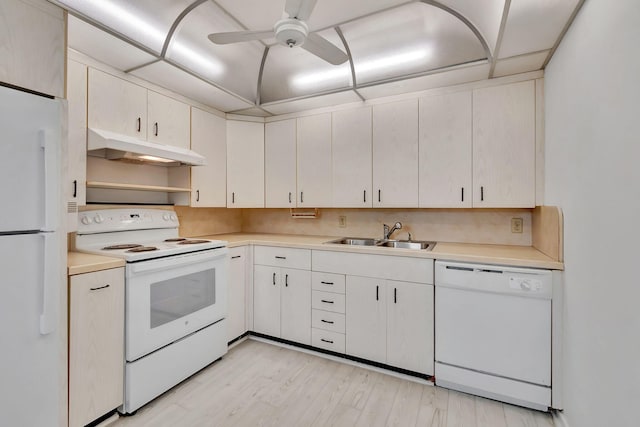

207,0,348,65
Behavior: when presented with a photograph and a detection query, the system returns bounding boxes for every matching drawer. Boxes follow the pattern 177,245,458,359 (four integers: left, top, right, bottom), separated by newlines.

254,246,311,270
312,290,345,313
312,329,345,354
312,272,345,294
312,309,345,333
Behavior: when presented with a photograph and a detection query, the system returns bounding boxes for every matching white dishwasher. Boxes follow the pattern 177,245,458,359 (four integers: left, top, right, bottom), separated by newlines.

434,261,552,411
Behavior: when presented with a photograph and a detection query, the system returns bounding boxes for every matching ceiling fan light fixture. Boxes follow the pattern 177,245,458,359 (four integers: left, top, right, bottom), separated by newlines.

274,18,308,48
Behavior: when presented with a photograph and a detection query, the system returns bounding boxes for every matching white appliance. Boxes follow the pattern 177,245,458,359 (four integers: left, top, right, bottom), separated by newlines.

434,261,553,411
0,85,64,425
75,209,228,414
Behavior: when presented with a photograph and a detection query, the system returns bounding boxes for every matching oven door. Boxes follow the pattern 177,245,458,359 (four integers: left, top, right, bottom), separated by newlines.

125,247,228,361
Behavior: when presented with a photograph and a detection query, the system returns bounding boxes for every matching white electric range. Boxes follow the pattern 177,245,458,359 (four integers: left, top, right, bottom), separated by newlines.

75,208,229,414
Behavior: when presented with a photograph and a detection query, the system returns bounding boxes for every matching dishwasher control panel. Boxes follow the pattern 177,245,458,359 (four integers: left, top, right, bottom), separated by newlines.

509,276,542,292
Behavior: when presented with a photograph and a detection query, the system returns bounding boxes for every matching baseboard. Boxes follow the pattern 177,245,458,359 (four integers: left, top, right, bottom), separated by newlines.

551,409,570,427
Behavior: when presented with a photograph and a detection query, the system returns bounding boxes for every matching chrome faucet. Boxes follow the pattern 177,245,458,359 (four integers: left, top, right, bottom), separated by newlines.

383,222,402,240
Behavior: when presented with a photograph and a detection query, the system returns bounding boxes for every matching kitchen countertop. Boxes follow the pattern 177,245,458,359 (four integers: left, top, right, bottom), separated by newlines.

67,252,126,276
201,233,564,270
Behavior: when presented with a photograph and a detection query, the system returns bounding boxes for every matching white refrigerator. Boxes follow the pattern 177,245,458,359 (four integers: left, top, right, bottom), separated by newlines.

0,84,65,425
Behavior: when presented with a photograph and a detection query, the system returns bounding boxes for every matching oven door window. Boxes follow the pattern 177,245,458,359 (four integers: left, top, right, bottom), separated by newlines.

149,268,216,329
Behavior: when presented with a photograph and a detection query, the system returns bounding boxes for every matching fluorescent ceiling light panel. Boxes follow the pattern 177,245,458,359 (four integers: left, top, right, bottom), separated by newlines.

169,40,225,77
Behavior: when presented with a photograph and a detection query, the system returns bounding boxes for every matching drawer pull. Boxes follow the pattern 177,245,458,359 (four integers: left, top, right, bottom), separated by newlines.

320,281,334,285
321,319,334,324
90,284,110,291
321,299,334,304
275,256,287,260
321,338,334,344
231,255,241,259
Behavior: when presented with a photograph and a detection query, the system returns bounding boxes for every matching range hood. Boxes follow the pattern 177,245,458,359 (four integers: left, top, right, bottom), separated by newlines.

87,128,206,166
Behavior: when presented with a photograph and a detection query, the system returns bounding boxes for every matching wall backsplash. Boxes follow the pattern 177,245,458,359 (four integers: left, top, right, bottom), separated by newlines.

241,208,533,246
175,207,242,237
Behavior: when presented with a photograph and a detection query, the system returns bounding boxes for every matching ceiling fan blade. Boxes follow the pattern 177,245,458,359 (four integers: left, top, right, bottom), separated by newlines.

285,0,318,21
208,30,274,45
302,33,349,65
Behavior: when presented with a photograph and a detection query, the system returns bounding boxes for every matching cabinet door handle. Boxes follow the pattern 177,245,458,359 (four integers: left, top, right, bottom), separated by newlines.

394,288,397,304
231,255,241,259
378,189,381,203
289,192,292,204
154,122,159,136
320,281,334,285
72,180,77,198
136,117,141,132
272,272,276,285
90,284,110,291
480,186,484,202
321,338,334,344
376,285,379,301
232,192,235,203
321,299,334,304
363,190,366,203
461,187,464,202
275,256,286,260
196,189,200,202
321,319,334,324
285,274,289,287
300,191,304,203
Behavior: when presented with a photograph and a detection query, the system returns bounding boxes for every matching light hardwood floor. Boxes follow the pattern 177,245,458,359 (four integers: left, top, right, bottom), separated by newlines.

113,339,554,427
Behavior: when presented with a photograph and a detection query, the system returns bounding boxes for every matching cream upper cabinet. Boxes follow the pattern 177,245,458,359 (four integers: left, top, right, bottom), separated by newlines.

473,80,536,208
372,99,419,207
88,68,147,139
226,120,264,208
191,108,226,207
332,107,372,207
0,0,65,98
66,59,88,231
147,90,190,149
419,91,473,208
297,113,332,207
265,119,297,208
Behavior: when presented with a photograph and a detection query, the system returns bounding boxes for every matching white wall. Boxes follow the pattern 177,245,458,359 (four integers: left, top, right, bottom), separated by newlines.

544,1,640,426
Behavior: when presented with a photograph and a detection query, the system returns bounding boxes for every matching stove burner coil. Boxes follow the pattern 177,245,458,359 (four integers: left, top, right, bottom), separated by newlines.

164,238,187,242
103,244,143,250
178,239,210,245
126,246,159,253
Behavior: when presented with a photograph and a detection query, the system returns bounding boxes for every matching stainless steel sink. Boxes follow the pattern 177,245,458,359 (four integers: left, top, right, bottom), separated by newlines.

327,237,380,246
326,237,436,250
377,240,436,250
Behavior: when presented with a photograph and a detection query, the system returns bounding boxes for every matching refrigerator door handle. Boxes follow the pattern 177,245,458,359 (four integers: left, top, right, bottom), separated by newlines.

40,129,59,232
40,233,59,335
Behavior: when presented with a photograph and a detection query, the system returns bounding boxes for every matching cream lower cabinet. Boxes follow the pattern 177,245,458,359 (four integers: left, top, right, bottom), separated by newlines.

190,108,226,207
69,267,124,427
228,246,247,342
345,276,387,364
253,247,311,345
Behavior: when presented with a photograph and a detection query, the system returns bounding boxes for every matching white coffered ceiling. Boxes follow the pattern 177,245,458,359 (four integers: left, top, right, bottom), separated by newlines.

56,0,583,115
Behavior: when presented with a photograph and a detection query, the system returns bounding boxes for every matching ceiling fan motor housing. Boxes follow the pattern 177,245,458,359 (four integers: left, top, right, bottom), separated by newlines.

275,18,309,48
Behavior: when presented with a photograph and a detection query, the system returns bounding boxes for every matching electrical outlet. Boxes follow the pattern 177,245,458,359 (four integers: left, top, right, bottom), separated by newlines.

338,215,347,228
511,217,523,233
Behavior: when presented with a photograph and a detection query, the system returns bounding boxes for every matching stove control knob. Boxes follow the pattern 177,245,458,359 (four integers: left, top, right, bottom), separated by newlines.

94,214,104,224
162,213,171,221
80,216,92,225
170,214,177,222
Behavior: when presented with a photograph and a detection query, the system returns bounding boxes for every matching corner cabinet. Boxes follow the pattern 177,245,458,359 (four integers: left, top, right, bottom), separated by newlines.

69,267,124,427
265,119,297,208
473,80,536,208
190,108,226,207
226,120,264,208
372,99,419,207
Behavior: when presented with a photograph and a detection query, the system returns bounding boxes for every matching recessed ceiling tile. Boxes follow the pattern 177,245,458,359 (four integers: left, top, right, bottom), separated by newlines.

261,91,362,115
493,50,549,78
67,15,157,71
306,0,411,31
59,0,195,53
499,0,581,58
130,61,253,112
214,0,285,31
358,62,490,99
438,0,505,56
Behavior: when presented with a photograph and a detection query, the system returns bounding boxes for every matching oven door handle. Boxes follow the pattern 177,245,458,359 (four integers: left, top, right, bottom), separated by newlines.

128,247,228,274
